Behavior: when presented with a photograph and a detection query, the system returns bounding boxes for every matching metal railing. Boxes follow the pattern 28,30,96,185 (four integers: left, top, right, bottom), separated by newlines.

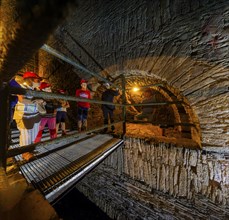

0,71,192,172
41,44,117,87
0,44,189,171
0,79,188,171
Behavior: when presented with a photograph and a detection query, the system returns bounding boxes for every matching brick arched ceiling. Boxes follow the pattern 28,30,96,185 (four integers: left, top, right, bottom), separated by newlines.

51,0,229,148
0,0,228,148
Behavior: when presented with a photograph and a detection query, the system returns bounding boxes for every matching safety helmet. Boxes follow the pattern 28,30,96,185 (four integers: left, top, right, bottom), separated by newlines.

23,72,41,79
39,82,51,90
104,82,110,89
80,79,87,84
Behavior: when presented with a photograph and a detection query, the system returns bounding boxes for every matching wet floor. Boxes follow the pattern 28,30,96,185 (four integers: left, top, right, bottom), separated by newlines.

54,188,112,220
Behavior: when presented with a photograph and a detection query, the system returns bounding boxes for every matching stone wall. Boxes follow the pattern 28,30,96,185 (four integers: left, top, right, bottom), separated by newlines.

53,1,229,217
0,0,78,82
56,0,229,148
76,137,229,219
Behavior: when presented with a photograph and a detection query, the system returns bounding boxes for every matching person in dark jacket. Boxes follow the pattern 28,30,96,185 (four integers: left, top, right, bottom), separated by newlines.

101,83,119,133
9,74,23,124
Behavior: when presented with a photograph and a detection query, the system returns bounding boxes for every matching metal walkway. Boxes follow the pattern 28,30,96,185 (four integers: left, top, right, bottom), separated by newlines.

10,130,123,204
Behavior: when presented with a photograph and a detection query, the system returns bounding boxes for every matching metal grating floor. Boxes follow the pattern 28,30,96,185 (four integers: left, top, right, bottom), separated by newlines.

10,130,123,203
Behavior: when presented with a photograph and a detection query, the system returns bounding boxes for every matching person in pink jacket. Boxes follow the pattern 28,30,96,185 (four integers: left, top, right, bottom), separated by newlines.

75,79,91,132
34,82,59,142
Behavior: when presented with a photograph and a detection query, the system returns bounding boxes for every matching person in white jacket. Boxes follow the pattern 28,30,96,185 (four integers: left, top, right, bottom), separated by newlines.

13,71,42,160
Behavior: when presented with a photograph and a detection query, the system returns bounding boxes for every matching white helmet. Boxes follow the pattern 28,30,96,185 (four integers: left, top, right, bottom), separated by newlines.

104,82,110,89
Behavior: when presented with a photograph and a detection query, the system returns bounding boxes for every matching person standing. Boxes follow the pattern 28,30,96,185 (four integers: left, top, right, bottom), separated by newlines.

101,83,119,133
9,74,24,126
13,72,41,160
56,89,70,136
34,82,59,142
75,79,91,132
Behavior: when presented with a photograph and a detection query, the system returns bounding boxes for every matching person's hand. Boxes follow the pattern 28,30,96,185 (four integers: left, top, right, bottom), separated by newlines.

32,99,43,104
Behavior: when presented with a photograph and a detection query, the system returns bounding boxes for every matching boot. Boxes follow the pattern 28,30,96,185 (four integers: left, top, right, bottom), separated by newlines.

82,119,87,131
78,120,82,132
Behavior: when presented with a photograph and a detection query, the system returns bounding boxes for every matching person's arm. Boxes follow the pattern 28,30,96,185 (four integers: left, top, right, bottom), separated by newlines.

111,89,119,96
76,89,79,97
101,91,105,101
17,95,23,102
88,90,91,99
63,101,70,108
114,89,119,96
53,99,62,108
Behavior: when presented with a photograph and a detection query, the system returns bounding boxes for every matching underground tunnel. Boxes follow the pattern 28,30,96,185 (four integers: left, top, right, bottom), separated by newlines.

0,0,229,219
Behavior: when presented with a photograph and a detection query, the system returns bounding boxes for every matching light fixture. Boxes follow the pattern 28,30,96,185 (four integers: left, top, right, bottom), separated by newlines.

133,87,140,92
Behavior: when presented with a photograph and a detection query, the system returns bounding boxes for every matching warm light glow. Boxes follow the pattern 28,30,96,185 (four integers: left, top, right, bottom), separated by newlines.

133,87,140,92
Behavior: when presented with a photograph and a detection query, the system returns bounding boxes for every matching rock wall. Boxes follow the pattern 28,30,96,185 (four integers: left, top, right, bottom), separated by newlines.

56,0,229,148
76,137,229,219
0,0,78,83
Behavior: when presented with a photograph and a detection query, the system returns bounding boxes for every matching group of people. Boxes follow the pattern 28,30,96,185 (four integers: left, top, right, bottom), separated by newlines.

10,72,69,160
10,72,120,160
9,71,157,160
75,79,119,133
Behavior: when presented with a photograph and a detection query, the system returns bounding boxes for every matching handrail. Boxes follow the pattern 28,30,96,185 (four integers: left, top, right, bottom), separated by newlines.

1,74,188,172
10,87,184,107
125,101,184,106
8,121,123,158
41,44,117,87
10,86,123,107
128,120,197,127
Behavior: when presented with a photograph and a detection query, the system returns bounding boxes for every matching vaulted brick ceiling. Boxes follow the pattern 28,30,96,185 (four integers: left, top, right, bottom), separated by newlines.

52,0,229,148
0,0,228,148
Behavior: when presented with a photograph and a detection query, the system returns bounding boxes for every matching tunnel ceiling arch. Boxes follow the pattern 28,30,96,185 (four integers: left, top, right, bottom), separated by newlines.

50,0,228,148
0,0,228,148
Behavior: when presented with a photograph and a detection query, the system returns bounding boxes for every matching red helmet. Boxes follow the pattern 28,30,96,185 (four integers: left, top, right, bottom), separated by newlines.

80,79,87,84
39,82,51,90
23,71,40,79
